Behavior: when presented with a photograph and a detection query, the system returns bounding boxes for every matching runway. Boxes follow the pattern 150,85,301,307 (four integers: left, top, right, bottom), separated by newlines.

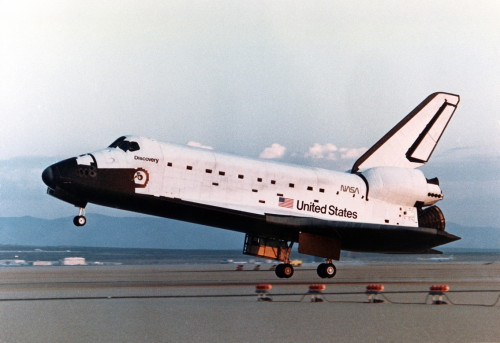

0,263,499,343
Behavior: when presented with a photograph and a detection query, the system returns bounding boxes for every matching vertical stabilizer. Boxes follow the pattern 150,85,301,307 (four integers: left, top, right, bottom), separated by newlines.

352,92,460,173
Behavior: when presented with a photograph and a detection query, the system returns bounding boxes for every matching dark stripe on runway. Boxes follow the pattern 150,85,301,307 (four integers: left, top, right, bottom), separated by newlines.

1,290,498,307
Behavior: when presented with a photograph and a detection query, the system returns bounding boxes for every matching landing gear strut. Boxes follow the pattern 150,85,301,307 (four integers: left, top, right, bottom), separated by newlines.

317,260,336,278
242,234,295,279
73,207,87,227
275,263,294,278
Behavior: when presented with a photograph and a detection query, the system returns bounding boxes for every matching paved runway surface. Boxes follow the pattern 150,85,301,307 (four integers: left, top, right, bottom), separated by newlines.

0,263,499,343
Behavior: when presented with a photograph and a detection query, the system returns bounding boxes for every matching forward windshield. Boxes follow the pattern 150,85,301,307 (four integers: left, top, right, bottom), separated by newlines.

108,137,140,152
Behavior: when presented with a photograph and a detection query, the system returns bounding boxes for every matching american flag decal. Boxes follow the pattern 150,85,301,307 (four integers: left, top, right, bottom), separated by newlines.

278,197,294,209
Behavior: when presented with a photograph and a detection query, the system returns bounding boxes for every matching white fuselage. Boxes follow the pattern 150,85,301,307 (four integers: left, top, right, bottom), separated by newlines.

80,136,439,229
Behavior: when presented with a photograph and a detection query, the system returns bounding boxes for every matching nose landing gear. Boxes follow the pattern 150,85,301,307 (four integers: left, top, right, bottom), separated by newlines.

73,207,87,227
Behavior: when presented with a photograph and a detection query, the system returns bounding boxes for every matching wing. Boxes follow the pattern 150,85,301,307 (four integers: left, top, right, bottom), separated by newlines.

266,214,460,256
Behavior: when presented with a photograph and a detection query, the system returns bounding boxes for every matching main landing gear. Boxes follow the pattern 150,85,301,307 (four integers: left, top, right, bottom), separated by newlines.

241,234,337,279
275,261,337,279
275,263,294,278
317,260,337,278
73,207,87,227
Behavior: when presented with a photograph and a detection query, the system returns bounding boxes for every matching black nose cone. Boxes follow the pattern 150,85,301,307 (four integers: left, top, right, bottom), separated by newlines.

42,158,79,189
42,165,58,188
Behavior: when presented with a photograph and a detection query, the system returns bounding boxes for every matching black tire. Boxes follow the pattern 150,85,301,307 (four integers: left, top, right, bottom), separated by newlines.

317,263,336,278
275,263,294,278
275,264,284,278
73,216,86,227
317,263,327,278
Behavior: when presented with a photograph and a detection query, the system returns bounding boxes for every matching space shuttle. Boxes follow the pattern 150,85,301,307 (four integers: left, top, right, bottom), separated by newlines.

42,92,461,278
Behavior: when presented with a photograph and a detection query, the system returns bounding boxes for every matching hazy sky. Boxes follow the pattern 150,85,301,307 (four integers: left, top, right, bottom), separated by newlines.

0,1,499,228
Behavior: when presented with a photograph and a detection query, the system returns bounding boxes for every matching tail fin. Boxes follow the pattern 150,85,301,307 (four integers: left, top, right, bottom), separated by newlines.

352,92,460,173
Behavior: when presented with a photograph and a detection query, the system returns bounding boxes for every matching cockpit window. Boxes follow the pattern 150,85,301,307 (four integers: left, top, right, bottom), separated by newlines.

129,141,140,152
108,137,140,152
109,136,126,148
118,140,131,152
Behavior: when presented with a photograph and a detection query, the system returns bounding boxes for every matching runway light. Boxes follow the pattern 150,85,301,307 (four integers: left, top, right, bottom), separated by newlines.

366,284,385,303
308,284,326,302
429,285,450,305
255,284,272,302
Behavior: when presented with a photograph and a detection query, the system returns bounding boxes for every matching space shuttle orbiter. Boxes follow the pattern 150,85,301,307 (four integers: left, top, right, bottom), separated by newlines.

42,92,460,278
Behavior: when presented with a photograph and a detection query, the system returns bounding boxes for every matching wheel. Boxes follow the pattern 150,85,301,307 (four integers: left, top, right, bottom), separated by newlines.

324,263,336,278
275,263,294,278
73,215,87,227
317,263,336,278
282,263,294,278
